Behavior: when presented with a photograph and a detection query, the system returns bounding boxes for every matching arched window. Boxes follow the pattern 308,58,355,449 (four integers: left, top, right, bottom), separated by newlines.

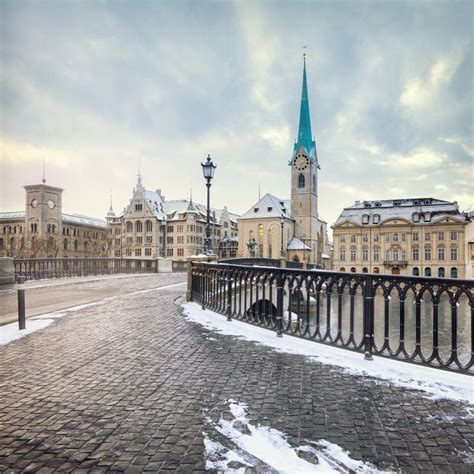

136,221,143,233
339,267,346,272
350,267,356,273
64,239,68,250
298,173,305,188
450,267,457,278
74,240,78,251
413,267,419,276
424,267,431,277
145,220,153,232
438,267,445,277
373,267,380,274
362,267,368,273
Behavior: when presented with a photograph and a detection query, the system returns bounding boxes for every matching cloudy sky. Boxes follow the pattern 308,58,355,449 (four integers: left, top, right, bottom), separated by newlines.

1,0,472,231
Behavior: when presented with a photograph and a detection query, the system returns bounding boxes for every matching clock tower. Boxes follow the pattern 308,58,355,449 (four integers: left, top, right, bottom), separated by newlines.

290,56,319,263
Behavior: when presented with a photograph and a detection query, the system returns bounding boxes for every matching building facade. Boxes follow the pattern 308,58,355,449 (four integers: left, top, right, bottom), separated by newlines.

107,175,239,261
332,198,469,278
237,57,331,267
0,181,108,258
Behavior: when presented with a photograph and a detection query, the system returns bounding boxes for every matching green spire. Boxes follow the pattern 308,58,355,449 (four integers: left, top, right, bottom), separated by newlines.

294,56,316,157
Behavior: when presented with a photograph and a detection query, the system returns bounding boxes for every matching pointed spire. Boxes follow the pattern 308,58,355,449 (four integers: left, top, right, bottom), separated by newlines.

136,158,144,193
107,190,116,217
294,53,316,157
42,158,46,184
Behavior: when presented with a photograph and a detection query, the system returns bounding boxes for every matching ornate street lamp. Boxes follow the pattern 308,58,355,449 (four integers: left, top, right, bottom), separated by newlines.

279,214,285,258
201,154,217,254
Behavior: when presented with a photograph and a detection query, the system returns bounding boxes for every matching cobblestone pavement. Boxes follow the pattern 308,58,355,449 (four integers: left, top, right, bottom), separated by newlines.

1,276,473,473
0,273,186,325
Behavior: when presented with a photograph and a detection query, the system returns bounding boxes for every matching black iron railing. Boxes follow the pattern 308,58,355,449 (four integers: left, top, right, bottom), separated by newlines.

191,262,474,373
219,257,318,270
14,258,157,280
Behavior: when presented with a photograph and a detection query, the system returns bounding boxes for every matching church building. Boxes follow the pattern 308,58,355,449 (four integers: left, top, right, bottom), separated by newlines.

237,57,331,267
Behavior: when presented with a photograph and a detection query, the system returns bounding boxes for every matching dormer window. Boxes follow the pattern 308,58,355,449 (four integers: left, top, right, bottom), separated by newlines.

424,199,431,205
364,202,371,208
413,212,420,222
423,212,431,222
254,208,259,213
267,207,273,212
413,200,420,205
394,201,401,206
362,214,369,224
373,214,380,224
374,201,381,207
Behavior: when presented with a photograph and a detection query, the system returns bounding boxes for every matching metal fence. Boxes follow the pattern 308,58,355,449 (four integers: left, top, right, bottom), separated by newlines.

191,262,474,373
219,257,318,270
14,258,157,280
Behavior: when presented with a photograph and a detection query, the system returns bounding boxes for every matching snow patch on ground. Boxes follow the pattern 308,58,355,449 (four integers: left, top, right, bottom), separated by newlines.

182,302,473,405
204,399,389,473
0,319,55,346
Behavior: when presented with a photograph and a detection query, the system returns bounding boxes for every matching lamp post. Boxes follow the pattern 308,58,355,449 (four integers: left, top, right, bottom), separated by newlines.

201,154,217,255
279,214,285,258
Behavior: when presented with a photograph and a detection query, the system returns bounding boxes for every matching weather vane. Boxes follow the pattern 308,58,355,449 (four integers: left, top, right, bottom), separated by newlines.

303,45,308,59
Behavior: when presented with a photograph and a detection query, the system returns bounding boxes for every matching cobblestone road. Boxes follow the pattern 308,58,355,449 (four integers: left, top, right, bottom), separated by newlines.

1,274,473,473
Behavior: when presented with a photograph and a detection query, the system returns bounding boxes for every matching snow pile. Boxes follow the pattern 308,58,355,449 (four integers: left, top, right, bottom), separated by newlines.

0,319,55,346
204,399,388,473
182,302,473,404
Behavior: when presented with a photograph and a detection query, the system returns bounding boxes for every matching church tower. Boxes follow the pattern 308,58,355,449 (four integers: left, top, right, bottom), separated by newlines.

290,56,319,263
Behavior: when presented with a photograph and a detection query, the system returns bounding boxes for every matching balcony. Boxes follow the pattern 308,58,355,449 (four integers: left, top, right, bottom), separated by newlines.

384,260,408,268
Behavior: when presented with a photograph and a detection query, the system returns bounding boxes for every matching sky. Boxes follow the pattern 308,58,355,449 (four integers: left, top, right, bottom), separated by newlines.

1,0,473,231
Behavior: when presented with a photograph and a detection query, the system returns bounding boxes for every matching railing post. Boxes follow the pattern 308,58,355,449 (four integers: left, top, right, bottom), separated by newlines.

186,259,193,302
226,271,232,321
364,275,374,360
276,271,284,337
17,276,26,330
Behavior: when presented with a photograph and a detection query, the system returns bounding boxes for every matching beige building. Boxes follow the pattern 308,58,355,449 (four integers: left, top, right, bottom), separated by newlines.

0,181,108,258
332,198,470,278
107,174,239,261
464,211,474,279
237,57,331,267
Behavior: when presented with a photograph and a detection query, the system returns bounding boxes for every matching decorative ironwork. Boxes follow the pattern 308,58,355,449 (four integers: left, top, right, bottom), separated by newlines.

191,262,474,373
14,258,158,280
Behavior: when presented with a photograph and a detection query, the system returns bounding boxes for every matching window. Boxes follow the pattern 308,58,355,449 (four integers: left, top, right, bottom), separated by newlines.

373,248,380,261
401,233,406,242
135,248,142,256
450,267,458,278
362,248,368,261
393,249,399,261
362,214,369,224
393,233,398,242
115,250,121,257
385,250,391,261
145,220,153,232
167,248,174,257
135,203,143,211
115,238,121,245
339,249,346,261
177,248,184,257
126,236,133,244
438,248,445,261
424,232,430,241
351,235,356,243
177,236,184,244
350,249,356,261
423,212,431,222
373,267,380,274
125,248,132,257
425,267,431,277
145,248,152,256
373,214,380,224
339,235,345,243
177,225,184,233
373,234,379,242
412,267,419,276
450,231,458,241
424,246,431,260
450,247,458,261
136,236,143,244
413,248,419,261
126,222,133,232
167,225,174,233
362,234,368,242
298,173,305,188
167,236,174,244
385,233,390,242
413,232,419,241
412,212,420,222
146,236,152,244
438,267,445,277
135,221,143,233
63,239,68,250
438,232,444,241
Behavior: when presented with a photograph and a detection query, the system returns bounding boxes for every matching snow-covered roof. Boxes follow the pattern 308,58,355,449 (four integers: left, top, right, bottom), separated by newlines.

240,193,293,220
321,253,331,259
62,213,106,229
334,198,464,226
163,199,239,224
0,211,25,221
143,190,166,219
287,236,310,250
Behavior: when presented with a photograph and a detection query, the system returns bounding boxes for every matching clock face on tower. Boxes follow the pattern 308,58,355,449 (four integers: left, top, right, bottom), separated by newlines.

47,199,55,209
31,199,38,208
293,153,309,171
